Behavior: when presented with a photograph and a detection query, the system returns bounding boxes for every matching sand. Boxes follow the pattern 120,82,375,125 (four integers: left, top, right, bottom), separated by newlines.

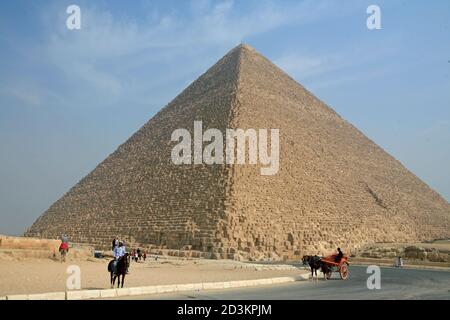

0,256,304,296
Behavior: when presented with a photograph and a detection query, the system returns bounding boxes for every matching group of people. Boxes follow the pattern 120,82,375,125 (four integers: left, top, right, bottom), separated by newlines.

111,238,150,274
130,248,147,262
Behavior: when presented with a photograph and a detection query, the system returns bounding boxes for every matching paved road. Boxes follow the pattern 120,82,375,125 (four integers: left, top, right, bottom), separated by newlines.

115,266,450,300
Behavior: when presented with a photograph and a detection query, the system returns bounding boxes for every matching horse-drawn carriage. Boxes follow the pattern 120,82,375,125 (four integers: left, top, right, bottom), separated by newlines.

320,254,349,280
302,253,350,280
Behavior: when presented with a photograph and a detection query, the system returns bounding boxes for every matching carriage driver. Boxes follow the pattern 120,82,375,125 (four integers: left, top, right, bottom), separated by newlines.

335,247,344,262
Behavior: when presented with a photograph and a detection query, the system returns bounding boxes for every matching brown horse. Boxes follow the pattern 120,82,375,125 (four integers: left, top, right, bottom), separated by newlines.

108,253,129,288
302,255,330,281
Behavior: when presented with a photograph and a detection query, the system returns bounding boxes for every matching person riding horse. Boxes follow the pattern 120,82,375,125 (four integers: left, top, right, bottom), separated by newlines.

113,241,126,275
108,249,129,288
59,241,69,262
59,234,69,262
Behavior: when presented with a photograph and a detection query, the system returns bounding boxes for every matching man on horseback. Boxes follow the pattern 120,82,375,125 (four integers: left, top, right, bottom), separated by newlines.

113,241,125,275
59,233,69,262
108,242,129,288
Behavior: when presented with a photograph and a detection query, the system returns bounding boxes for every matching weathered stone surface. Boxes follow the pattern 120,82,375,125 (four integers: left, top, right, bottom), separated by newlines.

0,235,60,251
357,244,450,263
0,234,93,261
24,44,450,259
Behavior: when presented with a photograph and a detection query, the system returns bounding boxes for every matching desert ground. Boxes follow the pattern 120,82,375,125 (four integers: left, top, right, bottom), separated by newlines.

0,235,305,296
0,256,304,296
1,235,449,297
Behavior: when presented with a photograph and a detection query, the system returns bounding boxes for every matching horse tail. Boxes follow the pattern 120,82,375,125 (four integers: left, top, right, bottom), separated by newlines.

107,260,113,272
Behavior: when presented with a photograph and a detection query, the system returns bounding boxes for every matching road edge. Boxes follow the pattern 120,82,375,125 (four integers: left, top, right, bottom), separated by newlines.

4,273,310,300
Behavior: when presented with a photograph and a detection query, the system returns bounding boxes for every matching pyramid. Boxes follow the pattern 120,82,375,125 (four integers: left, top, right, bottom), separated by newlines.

25,44,450,260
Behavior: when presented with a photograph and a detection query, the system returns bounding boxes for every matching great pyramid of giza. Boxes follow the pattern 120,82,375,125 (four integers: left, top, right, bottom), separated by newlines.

25,44,450,260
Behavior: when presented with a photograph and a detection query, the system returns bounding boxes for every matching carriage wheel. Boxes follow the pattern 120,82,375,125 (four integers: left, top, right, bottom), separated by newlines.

325,269,332,280
339,264,349,280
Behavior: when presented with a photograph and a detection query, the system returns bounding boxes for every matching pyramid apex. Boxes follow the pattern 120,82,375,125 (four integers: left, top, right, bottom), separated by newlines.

238,43,255,51
230,43,257,54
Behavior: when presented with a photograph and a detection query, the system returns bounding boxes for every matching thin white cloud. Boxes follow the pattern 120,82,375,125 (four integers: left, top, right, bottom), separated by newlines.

38,1,363,113
4,0,360,109
1,86,41,107
0,81,65,108
275,33,401,89
275,54,328,78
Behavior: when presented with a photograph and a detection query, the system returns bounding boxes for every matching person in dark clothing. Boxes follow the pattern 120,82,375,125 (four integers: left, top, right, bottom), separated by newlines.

335,247,344,262
112,238,118,251
137,248,142,261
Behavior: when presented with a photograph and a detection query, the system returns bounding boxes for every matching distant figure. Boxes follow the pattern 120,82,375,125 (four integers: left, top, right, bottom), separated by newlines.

143,251,147,261
61,234,69,244
137,248,142,261
396,256,403,268
335,247,344,263
59,235,69,263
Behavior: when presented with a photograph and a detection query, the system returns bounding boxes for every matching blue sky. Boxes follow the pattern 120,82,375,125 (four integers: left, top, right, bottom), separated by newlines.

0,0,449,235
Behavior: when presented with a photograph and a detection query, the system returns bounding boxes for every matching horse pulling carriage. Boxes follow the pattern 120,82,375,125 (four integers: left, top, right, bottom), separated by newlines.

320,254,349,280
302,253,350,280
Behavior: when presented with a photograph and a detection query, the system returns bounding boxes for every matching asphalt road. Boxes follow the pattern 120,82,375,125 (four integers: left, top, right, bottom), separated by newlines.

114,266,450,300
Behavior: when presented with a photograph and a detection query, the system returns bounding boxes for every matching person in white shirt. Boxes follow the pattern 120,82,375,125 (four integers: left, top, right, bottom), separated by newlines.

113,241,125,275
